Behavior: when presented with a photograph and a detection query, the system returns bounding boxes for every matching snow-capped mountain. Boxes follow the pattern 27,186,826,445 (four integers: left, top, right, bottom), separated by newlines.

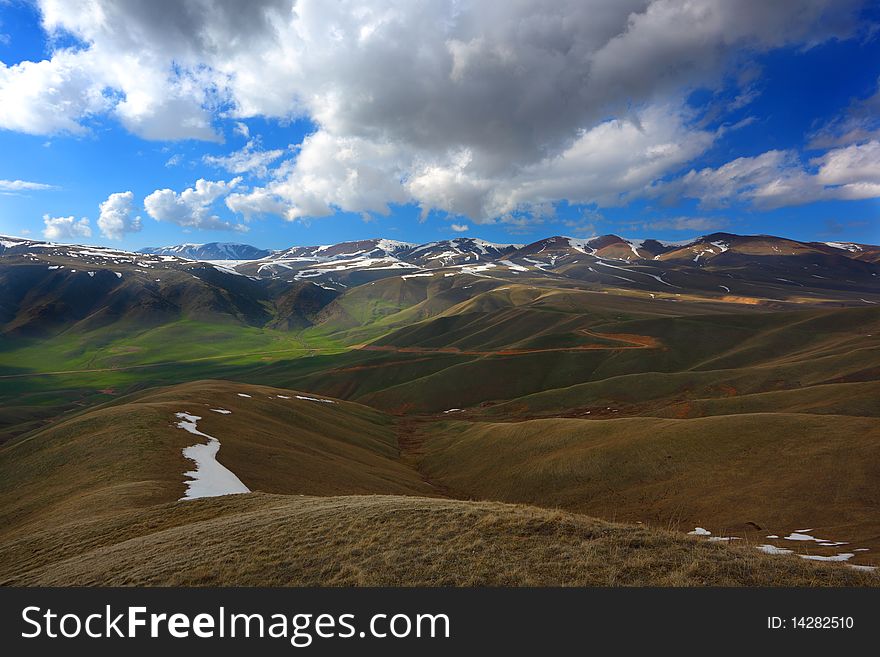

6,232,879,296
139,242,272,260
400,238,521,268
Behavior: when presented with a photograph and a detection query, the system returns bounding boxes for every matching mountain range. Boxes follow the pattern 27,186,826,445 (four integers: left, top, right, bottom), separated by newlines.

1,231,877,339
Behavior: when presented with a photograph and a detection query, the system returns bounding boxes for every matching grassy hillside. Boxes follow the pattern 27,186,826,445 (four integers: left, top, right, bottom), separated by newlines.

417,413,880,565
1,493,873,586
0,380,432,540
1,247,878,587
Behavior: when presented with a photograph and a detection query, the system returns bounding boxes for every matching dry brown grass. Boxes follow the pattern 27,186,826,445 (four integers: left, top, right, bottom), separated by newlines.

418,413,880,565
3,379,877,587
2,493,875,587
0,380,432,541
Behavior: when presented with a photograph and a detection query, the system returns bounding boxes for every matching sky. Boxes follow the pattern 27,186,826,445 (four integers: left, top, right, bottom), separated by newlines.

0,0,878,251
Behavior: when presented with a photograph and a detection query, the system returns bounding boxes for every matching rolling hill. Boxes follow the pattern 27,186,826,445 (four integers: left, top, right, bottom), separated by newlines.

0,230,878,586
0,381,875,586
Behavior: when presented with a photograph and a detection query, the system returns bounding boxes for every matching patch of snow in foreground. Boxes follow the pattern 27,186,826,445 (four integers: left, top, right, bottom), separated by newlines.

444,408,462,413
237,393,252,398
800,553,855,563
849,564,877,572
175,412,249,500
757,544,793,555
296,395,336,404
708,536,741,542
210,408,232,414
784,532,819,541
277,395,291,399
688,527,711,536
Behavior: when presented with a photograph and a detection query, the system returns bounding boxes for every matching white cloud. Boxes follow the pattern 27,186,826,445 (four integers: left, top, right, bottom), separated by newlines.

204,139,287,177
450,223,469,232
404,104,716,222
234,122,250,139
42,214,92,241
0,179,57,191
227,131,410,221
0,50,111,135
2,0,871,220
225,187,290,220
97,190,142,239
658,140,880,209
814,140,880,186
227,103,716,224
144,178,246,231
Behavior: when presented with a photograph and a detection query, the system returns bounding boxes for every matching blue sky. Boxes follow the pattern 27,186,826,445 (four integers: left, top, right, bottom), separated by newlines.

0,0,878,250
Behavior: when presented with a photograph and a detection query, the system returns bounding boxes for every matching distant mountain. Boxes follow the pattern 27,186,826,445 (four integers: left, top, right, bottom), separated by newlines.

0,237,336,336
3,231,878,333
401,237,521,268
139,242,271,260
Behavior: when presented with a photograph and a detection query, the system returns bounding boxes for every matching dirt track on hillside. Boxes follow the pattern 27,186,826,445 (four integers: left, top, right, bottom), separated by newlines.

355,329,661,358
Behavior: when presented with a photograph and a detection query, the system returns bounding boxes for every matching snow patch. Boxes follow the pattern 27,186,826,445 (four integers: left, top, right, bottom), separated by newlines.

296,395,336,404
824,241,862,252
210,408,232,414
756,544,793,555
500,259,528,272
688,527,711,536
175,412,249,500
800,553,855,562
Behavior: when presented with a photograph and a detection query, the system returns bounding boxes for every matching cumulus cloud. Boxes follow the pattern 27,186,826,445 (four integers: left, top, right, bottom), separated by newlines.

97,190,142,239
656,140,880,209
144,178,246,231
0,50,112,135
814,140,880,187
225,187,290,220
2,0,872,223
227,131,410,221
0,179,57,191
450,223,469,232
42,214,92,241
203,139,287,177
